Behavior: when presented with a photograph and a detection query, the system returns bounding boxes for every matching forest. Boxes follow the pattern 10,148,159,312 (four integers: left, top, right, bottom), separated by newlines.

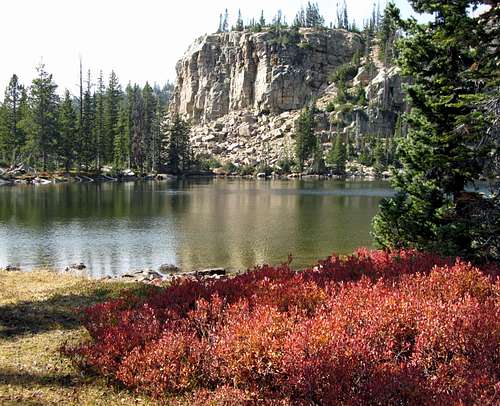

0,67,173,173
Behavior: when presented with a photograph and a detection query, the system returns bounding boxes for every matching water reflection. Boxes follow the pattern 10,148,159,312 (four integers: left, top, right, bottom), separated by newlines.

0,179,393,276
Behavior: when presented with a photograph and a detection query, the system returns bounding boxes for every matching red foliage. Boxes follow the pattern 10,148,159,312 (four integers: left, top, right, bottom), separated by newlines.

64,250,500,404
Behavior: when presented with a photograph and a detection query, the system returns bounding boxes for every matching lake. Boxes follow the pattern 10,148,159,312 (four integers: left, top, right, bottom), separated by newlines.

0,179,393,277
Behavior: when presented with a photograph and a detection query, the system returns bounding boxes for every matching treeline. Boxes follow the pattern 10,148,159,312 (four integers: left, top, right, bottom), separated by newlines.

217,1,385,34
0,64,174,172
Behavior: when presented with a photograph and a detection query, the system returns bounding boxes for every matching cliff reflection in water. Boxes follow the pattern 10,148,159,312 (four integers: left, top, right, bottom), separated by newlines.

0,179,392,276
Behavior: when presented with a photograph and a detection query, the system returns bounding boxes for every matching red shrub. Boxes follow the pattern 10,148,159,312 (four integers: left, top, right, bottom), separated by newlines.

65,250,500,404
117,329,204,396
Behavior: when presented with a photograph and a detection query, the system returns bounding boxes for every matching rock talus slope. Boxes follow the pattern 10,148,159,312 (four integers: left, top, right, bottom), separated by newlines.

170,28,402,166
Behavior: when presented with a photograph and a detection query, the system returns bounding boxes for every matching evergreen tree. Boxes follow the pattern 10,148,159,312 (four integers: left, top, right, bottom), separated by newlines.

342,0,349,30
0,74,25,164
154,82,174,107
131,84,145,171
218,13,223,32
222,9,229,32
370,2,377,32
78,73,96,169
310,136,326,174
58,90,77,171
113,101,130,171
151,97,163,172
259,10,266,27
358,136,373,166
305,2,324,28
378,2,399,65
142,82,156,171
104,70,121,163
235,10,244,31
163,114,191,174
372,138,386,177
294,105,316,170
336,0,348,29
25,63,59,171
373,0,499,262
95,70,105,169
125,83,134,168
293,7,306,28
327,133,347,174
16,88,30,160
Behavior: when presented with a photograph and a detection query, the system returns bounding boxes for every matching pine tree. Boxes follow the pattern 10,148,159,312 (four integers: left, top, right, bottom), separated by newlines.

104,70,121,163
336,1,348,30
373,0,499,262
305,2,324,28
378,2,399,65
125,83,134,168
26,63,59,171
370,2,377,32
16,88,30,161
163,114,191,174
342,0,349,30
58,90,77,171
294,105,316,170
236,10,244,31
78,72,96,169
113,101,129,171
151,97,163,173
372,138,386,177
310,136,326,174
327,134,347,174
222,9,229,32
259,10,266,27
0,74,25,164
94,70,105,169
293,7,306,28
336,2,341,29
142,82,156,172
218,13,223,33
131,84,145,171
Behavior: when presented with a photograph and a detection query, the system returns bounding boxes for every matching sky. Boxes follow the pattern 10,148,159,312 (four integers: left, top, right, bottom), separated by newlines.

0,0,423,96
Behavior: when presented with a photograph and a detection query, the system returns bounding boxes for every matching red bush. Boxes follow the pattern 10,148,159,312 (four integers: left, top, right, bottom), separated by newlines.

65,250,500,404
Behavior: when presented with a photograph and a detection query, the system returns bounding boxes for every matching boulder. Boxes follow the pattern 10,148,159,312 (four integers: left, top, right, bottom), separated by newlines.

159,264,181,274
182,268,227,278
4,264,21,272
121,269,165,282
64,262,86,272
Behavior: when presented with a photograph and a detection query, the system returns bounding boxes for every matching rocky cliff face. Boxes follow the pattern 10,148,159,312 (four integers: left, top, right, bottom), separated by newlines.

171,28,363,124
170,28,404,167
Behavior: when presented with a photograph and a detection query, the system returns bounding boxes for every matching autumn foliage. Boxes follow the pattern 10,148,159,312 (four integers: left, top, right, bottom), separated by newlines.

65,250,500,404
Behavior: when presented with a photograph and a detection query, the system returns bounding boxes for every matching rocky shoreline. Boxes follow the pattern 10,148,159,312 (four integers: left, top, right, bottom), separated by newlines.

1,262,231,284
0,164,391,186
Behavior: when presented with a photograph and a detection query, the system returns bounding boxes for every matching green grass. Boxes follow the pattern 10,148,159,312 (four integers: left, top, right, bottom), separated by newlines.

0,269,155,405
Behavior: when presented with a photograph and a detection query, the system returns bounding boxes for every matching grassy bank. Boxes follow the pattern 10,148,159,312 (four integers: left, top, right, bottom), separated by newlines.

0,270,154,405
2,253,498,405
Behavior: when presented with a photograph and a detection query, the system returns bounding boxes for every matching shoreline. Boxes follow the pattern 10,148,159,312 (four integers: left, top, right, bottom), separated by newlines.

0,169,391,186
0,268,156,405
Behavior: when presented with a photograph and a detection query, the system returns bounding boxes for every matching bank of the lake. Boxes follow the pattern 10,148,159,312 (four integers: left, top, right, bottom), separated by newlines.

0,268,156,405
0,178,393,276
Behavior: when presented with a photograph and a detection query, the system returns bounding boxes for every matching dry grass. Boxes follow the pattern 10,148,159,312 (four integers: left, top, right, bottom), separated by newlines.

0,269,156,405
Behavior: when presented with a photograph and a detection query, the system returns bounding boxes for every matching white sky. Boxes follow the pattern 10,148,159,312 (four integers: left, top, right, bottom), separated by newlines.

0,0,421,97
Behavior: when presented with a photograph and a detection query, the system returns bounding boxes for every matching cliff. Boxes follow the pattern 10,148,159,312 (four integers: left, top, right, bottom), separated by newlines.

170,28,405,167
171,28,363,123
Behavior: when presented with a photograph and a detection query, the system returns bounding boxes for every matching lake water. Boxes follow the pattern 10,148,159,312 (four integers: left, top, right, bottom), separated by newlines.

0,179,393,277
